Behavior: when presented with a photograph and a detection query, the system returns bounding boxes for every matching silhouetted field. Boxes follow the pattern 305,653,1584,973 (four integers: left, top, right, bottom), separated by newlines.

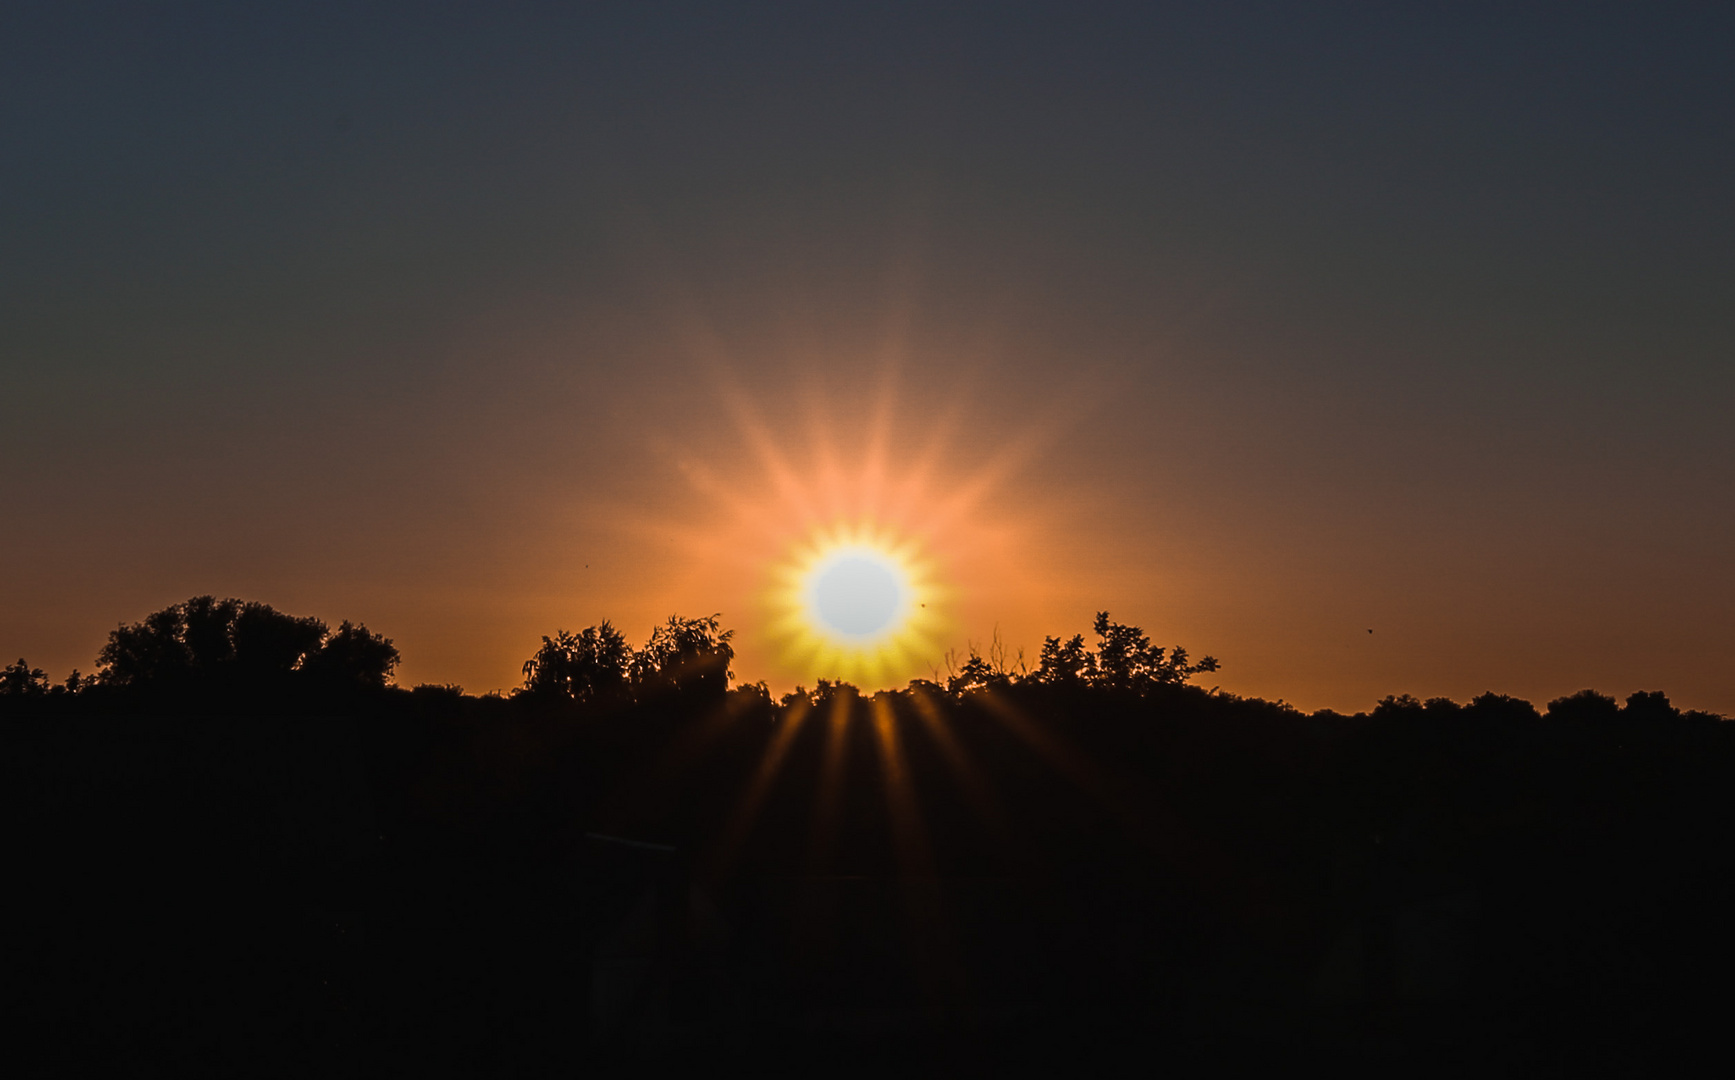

5,598,1733,1074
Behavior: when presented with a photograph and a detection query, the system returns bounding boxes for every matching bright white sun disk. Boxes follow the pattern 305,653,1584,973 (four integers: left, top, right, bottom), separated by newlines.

805,548,908,640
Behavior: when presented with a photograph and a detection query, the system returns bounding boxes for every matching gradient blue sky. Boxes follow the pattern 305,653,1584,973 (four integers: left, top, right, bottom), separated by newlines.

4,3,1732,710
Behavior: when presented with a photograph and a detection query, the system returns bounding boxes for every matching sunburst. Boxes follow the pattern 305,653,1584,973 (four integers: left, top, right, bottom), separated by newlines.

611,285,1092,694
764,518,950,687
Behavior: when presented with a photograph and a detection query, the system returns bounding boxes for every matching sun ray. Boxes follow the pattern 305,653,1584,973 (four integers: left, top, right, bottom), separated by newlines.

884,393,970,522
870,696,934,877
803,693,854,877
612,687,769,831
929,391,1095,531
717,381,820,524
857,375,895,515
905,685,1020,862
972,691,1286,933
699,698,813,882
870,695,972,1014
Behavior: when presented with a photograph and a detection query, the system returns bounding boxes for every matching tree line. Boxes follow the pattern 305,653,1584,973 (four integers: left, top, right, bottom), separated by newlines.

2,596,1229,709
6,596,1726,740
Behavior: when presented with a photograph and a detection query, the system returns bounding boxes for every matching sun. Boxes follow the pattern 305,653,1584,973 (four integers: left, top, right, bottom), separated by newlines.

765,519,948,687
636,331,1078,693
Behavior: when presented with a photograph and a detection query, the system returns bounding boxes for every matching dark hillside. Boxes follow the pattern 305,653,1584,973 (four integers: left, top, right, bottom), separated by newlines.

5,605,1734,1074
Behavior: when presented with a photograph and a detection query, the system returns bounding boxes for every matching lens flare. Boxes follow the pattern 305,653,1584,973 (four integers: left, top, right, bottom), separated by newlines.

766,519,948,687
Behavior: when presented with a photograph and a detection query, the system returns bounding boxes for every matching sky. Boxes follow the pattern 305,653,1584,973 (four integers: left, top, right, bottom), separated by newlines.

4,2,1732,712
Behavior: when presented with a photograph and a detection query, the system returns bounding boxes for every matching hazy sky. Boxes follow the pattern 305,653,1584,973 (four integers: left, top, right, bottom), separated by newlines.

5,3,1732,712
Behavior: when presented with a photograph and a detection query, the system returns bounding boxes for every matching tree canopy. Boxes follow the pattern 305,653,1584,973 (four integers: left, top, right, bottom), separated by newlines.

93,596,397,692
521,614,734,704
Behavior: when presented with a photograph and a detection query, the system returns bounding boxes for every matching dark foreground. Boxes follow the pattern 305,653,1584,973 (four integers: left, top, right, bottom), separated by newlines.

6,683,1735,1076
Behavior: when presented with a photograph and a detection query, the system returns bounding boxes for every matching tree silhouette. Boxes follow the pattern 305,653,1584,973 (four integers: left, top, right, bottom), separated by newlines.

302,620,400,689
1623,690,1678,722
95,596,393,691
1034,633,1093,686
521,622,632,702
98,603,194,686
631,614,735,700
1027,613,1218,692
1089,611,1220,690
520,615,735,704
943,629,1022,694
1547,689,1622,723
1,658,49,697
233,601,329,678
182,596,245,670
946,652,1006,695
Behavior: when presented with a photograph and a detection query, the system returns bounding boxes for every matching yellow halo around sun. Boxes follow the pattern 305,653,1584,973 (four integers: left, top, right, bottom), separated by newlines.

765,519,949,687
